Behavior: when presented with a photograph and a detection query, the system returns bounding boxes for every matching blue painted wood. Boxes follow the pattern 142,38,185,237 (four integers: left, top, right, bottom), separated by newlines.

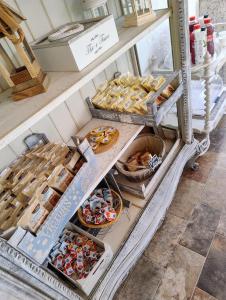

17,141,98,264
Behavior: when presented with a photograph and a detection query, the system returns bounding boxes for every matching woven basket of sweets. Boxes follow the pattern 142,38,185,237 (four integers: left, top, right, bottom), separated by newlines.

116,133,166,182
78,188,123,229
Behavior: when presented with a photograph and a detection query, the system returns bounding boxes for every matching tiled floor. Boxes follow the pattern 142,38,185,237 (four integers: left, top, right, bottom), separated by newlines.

115,116,226,300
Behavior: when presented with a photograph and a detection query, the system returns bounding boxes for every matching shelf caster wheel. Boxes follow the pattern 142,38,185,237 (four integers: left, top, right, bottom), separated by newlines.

191,162,199,171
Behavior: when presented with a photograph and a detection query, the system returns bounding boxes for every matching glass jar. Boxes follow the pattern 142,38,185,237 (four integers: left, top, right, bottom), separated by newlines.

81,0,109,19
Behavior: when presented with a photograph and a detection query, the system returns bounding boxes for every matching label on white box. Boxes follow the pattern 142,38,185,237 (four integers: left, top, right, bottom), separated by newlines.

70,17,119,70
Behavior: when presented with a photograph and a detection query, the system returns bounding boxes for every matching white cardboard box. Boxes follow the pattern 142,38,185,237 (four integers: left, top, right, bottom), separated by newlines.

31,15,119,72
49,223,113,295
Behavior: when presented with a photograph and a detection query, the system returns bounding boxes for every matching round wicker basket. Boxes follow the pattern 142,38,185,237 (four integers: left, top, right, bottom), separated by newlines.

77,189,123,229
116,133,166,182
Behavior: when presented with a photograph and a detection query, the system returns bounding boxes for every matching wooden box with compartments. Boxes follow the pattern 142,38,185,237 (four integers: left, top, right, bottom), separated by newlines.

31,15,119,72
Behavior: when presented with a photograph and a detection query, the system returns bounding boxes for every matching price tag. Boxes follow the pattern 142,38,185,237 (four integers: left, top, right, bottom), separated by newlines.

148,155,162,171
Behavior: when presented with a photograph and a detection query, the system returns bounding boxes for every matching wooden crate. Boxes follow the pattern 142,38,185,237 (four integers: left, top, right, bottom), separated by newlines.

48,223,113,295
86,71,183,126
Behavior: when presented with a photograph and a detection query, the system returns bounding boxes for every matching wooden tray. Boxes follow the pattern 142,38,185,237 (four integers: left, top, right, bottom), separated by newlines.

86,126,119,154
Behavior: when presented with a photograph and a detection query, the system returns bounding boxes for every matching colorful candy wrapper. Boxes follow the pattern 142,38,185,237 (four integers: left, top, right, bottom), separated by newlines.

54,254,64,269
105,209,117,222
64,262,75,276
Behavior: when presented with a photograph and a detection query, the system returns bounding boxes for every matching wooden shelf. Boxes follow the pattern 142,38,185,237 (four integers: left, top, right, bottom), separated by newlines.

16,119,144,264
0,9,170,151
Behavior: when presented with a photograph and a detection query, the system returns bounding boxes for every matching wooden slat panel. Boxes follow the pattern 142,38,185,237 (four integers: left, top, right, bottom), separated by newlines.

9,129,32,155
40,0,71,28
30,116,63,143
80,81,97,100
6,0,34,42
126,51,135,74
64,0,83,21
93,71,107,89
66,91,92,129
116,53,131,74
0,146,17,170
107,0,122,18
105,62,118,80
16,0,52,38
49,103,78,143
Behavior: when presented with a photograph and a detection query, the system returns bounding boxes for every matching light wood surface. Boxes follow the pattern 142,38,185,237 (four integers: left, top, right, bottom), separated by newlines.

0,9,170,150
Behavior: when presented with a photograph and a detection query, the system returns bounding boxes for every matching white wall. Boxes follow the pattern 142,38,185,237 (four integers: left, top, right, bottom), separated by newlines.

0,0,134,170
188,0,199,17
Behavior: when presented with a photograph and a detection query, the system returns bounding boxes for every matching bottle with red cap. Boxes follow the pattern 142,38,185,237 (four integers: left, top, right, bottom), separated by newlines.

204,18,215,56
191,24,207,65
189,16,199,64
189,16,198,33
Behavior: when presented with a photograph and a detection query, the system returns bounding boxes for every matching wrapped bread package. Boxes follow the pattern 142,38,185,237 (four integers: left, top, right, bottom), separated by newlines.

35,182,61,211
91,73,173,115
17,198,49,233
0,141,84,233
47,165,74,193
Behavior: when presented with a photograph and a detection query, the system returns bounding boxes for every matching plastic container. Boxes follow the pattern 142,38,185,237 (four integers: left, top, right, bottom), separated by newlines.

194,24,206,65
204,18,215,56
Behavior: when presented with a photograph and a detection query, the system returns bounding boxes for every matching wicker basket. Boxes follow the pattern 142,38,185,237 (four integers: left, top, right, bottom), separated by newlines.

116,134,166,182
78,189,123,229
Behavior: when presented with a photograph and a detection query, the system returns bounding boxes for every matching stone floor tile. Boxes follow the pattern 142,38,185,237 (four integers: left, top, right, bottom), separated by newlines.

203,168,226,210
154,245,205,300
198,234,226,300
217,115,226,129
191,287,218,300
144,213,186,268
217,208,226,237
209,152,226,170
209,128,226,153
183,152,216,184
114,256,162,300
179,203,221,257
168,178,205,220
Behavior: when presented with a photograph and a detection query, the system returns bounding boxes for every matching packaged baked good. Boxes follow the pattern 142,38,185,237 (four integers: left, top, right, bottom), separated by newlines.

0,200,24,231
47,165,74,193
150,76,166,92
0,191,15,211
12,172,35,196
51,145,70,166
155,95,167,106
161,84,175,99
22,175,47,198
17,198,49,233
64,151,81,174
140,152,152,166
35,182,61,211
0,167,14,186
